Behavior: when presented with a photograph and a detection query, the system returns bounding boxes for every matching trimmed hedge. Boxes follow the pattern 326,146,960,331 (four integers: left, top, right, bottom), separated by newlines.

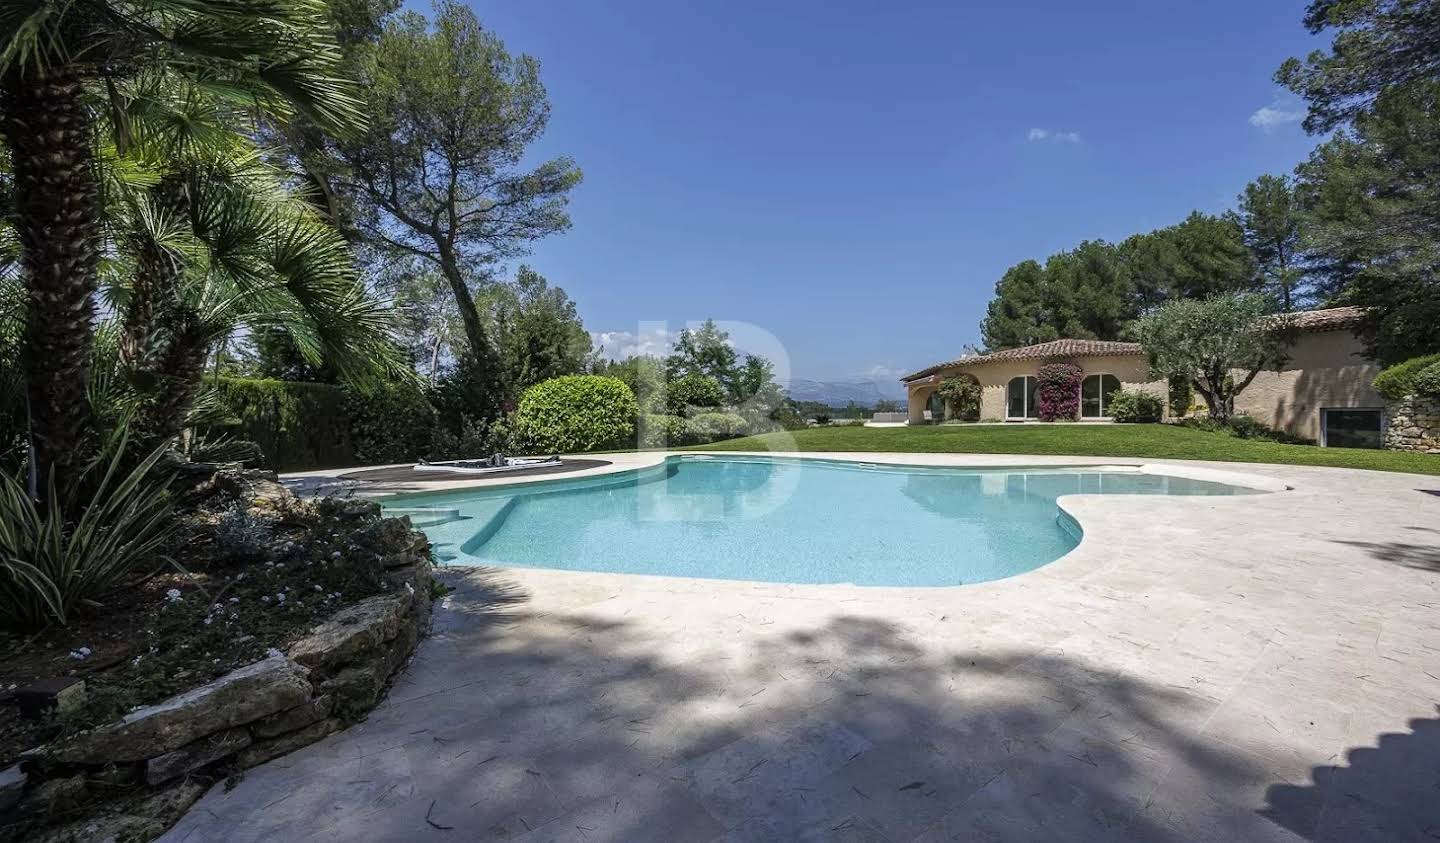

689,412,748,442
1374,353,1440,400
513,375,638,453
209,377,436,471
638,414,697,448
209,378,354,471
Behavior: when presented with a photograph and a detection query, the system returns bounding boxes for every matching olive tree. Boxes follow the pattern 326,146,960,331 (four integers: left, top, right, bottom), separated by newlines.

1136,293,1293,424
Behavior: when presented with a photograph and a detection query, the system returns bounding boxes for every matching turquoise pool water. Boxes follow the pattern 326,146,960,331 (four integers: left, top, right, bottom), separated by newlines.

383,456,1254,587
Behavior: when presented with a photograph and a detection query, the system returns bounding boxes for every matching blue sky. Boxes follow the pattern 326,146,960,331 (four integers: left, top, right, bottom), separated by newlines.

459,0,1325,384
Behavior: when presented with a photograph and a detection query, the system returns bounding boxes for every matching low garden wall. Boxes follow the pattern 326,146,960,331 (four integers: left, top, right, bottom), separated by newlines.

0,492,434,842
1385,394,1440,453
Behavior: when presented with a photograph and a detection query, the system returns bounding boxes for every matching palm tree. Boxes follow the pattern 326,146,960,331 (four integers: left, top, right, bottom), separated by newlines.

104,70,406,452
0,0,360,490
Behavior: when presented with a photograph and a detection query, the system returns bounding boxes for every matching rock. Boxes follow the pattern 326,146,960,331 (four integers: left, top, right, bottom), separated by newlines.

288,594,408,671
16,774,87,817
0,762,25,814
15,676,86,719
145,727,251,786
137,778,210,823
237,718,342,769
41,655,311,764
340,500,381,521
252,695,334,739
321,621,419,718
28,813,164,843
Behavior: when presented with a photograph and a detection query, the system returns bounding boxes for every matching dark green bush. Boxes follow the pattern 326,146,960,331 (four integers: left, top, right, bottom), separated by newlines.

688,412,748,443
1178,414,1311,445
1413,361,1440,397
1106,389,1164,423
513,375,638,453
1373,353,1440,400
666,374,725,416
428,415,512,460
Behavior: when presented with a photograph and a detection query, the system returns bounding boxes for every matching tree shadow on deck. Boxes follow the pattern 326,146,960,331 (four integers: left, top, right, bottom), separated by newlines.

169,568,1437,842
1263,710,1440,841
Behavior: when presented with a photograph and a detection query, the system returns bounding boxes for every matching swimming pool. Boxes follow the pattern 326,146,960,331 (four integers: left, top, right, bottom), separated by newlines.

382,455,1257,587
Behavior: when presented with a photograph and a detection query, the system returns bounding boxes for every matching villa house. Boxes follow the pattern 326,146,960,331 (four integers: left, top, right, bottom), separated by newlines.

901,306,1386,447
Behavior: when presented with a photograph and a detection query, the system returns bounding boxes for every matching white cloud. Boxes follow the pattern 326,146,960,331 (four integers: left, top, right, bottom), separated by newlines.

860,364,906,380
1028,127,1081,144
1249,103,1303,132
590,328,674,361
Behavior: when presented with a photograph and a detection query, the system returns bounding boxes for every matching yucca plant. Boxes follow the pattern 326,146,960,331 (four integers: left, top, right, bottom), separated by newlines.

0,439,178,630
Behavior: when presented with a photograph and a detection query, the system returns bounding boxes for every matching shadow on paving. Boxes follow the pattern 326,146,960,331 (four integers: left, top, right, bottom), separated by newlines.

170,567,1440,842
1336,534,1440,573
1263,710,1440,841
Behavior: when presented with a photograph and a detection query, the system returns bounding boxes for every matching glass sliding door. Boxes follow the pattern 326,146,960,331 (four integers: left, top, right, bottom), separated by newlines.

1081,374,1122,418
1007,376,1039,419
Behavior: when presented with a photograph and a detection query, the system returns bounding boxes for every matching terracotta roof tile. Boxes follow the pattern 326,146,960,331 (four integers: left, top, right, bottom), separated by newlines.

901,339,1143,382
900,307,1366,384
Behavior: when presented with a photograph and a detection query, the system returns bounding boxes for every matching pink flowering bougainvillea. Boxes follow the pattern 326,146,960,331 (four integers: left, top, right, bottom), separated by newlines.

1036,362,1082,421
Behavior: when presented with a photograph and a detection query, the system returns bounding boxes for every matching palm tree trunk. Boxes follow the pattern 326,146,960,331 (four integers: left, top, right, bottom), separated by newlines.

0,73,102,491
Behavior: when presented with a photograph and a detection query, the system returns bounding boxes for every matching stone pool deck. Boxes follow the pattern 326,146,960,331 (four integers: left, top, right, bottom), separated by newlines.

164,453,1440,842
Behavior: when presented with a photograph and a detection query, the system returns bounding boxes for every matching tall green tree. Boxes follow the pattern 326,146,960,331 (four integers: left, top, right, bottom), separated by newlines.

327,0,582,413
1293,82,1440,363
1277,0,1440,133
666,320,739,392
1280,0,1440,364
1120,212,1256,307
980,260,1056,349
491,266,591,401
1042,241,1135,340
1231,175,1309,311
0,0,359,488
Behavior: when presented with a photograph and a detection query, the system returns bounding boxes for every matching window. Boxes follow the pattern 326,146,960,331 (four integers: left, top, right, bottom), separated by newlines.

1321,408,1384,449
1007,376,1039,419
1081,374,1122,418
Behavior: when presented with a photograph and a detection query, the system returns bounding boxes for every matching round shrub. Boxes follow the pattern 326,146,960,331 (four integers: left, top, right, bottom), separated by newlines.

638,414,698,448
1036,363,1082,421
666,374,725,416
1373,353,1440,399
513,376,638,453
1106,389,1164,423
688,412,748,443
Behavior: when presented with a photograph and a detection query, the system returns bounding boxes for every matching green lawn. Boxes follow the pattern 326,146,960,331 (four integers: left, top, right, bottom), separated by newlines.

693,423,1440,476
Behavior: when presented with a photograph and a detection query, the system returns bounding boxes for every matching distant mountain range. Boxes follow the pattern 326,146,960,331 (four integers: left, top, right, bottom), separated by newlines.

785,378,907,407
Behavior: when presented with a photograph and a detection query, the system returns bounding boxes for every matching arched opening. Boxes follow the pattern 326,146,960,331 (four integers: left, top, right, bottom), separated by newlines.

1007,376,1039,420
926,391,945,421
1081,374,1122,418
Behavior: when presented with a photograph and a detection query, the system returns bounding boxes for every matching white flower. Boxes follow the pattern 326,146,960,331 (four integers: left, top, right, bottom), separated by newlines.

69,647,91,661
275,593,286,604
330,551,342,560
165,588,182,602
260,595,271,604
313,585,323,592
203,617,213,626
405,583,415,596
229,597,240,604
265,647,283,659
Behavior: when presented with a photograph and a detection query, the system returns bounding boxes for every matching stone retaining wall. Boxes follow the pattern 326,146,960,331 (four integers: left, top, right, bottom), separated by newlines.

1,512,432,843
1384,395,1440,453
